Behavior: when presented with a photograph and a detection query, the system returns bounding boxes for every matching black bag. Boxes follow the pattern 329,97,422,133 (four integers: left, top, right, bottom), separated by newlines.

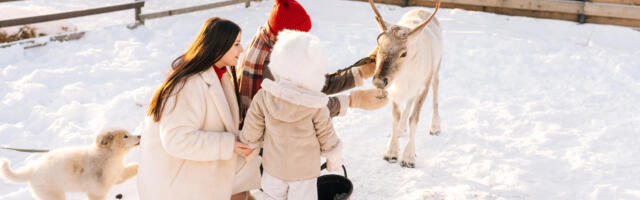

317,163,353,200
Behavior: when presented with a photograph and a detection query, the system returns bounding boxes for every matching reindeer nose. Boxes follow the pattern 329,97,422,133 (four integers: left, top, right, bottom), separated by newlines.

373,77,389,89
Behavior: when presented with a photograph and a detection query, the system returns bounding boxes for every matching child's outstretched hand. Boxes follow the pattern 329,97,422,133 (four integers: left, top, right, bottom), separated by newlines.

326,153,343,172
234,142,255,158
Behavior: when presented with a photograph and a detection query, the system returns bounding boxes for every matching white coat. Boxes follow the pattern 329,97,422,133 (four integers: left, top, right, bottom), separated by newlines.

137,67,260,200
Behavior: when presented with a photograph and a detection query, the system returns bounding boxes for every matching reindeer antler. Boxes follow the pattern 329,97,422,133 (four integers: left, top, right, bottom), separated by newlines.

369,0,387,31
408,0,441,36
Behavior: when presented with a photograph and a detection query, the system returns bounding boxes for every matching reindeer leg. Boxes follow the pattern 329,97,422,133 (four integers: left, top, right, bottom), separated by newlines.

398,100,414,137
384,102,402,163
401,87,429,168
430,60,442,136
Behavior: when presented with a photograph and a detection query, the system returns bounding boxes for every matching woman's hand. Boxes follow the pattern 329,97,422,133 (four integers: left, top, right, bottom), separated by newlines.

234,142,255,157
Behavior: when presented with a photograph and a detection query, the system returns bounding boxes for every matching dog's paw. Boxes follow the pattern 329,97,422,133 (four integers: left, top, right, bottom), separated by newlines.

126,163,139,174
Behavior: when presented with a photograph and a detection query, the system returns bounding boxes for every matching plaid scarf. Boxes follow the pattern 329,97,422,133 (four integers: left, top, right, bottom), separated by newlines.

237,26,277,127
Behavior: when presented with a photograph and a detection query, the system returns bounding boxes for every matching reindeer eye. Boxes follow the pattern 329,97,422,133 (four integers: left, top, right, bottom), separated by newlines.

400,52,407,58
123,135,128,139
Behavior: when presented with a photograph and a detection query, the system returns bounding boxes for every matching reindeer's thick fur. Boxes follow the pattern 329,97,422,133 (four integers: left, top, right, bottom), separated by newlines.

385,10,442,103
371,4,443,168
0,129,140,200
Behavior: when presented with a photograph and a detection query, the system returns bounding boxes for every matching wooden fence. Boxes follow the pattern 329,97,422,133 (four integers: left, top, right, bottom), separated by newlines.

0,1,145,28
355,0,640,27
139,0,250,22
0,0,253,48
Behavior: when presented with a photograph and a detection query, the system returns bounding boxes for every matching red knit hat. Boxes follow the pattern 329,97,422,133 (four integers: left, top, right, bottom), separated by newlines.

267,0,312,36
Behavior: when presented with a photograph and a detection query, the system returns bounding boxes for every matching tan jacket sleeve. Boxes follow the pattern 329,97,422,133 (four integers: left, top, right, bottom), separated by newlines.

313,108,341,153
240,90,266,146
265,64,351,118
265,56,370,118
158,79,236,162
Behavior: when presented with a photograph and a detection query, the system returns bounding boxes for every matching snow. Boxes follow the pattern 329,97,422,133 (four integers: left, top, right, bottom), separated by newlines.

1,0,640,199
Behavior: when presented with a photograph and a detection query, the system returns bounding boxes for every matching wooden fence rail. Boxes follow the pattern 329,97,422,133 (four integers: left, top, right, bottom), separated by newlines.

356,0,640,27
0,0,253,48
139,0,250,22
0,1,145,28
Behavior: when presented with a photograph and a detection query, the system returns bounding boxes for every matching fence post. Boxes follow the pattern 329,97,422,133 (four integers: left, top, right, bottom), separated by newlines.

135,0,144,24
245,0,251,8
135,7,143,24
402,0,409,7
577,0,586,24
127,0,144,29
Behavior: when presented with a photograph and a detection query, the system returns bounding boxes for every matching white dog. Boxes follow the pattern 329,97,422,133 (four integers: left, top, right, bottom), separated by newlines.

0,129,140,200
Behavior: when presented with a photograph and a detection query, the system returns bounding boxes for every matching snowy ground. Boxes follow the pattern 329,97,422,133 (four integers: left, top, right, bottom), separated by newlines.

1,0,640,199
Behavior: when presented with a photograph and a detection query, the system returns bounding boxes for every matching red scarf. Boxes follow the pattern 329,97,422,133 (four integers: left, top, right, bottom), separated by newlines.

213,65,227,81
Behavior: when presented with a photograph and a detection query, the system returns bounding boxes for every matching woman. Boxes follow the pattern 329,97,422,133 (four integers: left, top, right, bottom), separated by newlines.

137,17,258,200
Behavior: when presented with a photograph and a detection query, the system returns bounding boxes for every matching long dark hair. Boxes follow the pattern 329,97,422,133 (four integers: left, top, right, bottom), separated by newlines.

147,17,241,122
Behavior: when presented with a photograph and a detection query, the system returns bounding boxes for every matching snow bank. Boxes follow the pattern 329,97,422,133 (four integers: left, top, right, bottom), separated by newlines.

1,0,639,199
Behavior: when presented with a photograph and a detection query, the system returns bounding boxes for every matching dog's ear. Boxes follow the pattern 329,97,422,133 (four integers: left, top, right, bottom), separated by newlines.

97,133,115,148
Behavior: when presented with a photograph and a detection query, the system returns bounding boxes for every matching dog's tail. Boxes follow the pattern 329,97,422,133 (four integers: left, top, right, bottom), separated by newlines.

0,158,32,183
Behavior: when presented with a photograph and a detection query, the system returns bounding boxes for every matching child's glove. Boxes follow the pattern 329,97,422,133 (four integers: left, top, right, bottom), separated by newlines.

349,88,388,110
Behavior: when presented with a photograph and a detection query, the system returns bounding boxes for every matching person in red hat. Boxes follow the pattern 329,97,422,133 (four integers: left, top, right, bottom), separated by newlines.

231,0,386,199
237,0,385,126
267,0,312,35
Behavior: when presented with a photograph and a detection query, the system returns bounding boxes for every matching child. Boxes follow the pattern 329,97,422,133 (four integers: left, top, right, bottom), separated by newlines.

240,30,343,200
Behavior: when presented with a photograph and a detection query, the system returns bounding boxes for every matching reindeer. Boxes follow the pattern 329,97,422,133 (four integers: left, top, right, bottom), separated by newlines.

368,0,443,168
